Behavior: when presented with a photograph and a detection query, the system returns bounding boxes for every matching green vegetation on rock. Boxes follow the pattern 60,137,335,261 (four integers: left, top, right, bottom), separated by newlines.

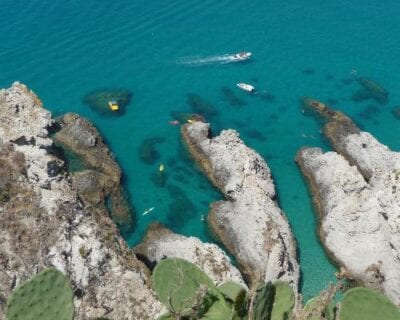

340,287,400,320
252,282,274,320
6,268,74,320
271,281,295,320
303,296,335,320
152,258,220,317
218,281,247,305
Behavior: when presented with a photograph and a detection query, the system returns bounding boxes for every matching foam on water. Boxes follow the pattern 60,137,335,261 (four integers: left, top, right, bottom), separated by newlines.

1,0,400,300
176,53,251,66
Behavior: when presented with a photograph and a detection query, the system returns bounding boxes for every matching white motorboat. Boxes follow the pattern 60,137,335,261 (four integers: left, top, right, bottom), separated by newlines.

237,83,255,93
232,52,252,61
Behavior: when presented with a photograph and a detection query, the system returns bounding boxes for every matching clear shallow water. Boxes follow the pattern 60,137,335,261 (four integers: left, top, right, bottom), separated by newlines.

2,0,400,300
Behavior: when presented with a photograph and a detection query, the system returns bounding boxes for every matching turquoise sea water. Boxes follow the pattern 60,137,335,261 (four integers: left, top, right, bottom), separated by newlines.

2,0,400,300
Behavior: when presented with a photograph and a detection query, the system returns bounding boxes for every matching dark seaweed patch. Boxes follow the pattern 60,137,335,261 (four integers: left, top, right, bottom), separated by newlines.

326,98,338,106
357,104,380,120
301,68,315,75
221,86,246,108
391,106,400,120
246,129,267,142
341,78,354,85
257,92,275,103
187,93,218,118
138,137,166,165
151,170,167,187
351,89,372,103
166,184,196,228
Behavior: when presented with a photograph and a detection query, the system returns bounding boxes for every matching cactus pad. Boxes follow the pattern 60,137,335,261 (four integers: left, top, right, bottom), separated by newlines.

271,281,295,320
6,268,74,320
340,287,400,320
252,282,274,320
152,258,218,316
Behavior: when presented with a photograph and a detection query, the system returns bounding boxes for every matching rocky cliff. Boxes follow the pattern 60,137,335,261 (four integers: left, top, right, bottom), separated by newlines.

297,98,400,306
134,223,246,287
0,82,164,319
182,121,299,290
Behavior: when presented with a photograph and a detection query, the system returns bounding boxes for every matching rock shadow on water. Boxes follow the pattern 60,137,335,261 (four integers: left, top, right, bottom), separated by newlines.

166,184,196,229
82,89,132,116
221,86,246,108
187,93,219,119
138,137,165,165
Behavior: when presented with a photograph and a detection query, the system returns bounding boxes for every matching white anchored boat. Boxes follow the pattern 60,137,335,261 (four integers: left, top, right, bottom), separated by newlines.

232,52,252,61
237,83,255,93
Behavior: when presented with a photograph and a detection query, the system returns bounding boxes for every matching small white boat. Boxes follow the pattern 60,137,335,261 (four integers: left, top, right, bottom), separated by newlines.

237,83,255,93
232,52,252,61
142,207,155,216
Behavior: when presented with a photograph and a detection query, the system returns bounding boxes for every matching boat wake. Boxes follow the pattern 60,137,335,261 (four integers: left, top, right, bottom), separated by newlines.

176,53,249,66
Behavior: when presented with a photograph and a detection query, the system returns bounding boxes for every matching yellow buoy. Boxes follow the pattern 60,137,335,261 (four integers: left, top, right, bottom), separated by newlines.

159,164,165,172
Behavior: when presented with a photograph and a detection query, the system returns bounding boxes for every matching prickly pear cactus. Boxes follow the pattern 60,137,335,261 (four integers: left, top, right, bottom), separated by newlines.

6,268,74,320
218,281,247,317
152,258,218,317
252,282,274,320
340,287,400,320
270,281,295,320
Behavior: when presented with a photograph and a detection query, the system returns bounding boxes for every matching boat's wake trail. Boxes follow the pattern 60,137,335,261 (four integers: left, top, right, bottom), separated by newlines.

176,54,242,66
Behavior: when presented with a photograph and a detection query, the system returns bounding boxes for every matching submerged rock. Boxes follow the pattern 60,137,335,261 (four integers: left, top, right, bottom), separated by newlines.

352,77,389,105
296,98,400,305
82,88,132,116
182,121,299,291
134,223,246,286
0,82,164,319
53,113,133,230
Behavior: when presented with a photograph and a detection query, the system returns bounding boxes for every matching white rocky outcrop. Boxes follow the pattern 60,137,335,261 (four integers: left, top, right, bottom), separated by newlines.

182,121,299,290
134,223,246,287
0,82,164,319
297,98,400,306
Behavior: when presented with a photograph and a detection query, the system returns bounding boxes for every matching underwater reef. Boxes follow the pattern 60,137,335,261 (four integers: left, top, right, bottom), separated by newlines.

82,88,132,116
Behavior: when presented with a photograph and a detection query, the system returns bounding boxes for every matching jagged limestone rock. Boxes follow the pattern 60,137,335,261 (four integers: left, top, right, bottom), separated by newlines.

297,98,400,306
181,121,299,293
